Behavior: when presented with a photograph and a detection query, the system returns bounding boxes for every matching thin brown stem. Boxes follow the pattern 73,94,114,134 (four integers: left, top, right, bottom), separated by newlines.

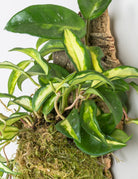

64,95,83,111
3,144,9,165
123,108,129,121
0,99,14,113
54,93,65,120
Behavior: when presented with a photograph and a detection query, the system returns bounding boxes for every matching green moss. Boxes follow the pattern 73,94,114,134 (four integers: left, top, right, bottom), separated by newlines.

14,124,109,179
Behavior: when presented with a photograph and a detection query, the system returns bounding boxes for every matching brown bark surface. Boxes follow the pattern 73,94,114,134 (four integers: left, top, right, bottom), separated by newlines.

89,10,121,70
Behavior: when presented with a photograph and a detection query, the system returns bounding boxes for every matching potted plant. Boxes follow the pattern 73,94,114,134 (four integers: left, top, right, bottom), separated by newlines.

0,0,138,178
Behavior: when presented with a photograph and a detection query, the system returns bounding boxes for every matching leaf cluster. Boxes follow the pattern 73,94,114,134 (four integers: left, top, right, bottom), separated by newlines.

0,0,138,176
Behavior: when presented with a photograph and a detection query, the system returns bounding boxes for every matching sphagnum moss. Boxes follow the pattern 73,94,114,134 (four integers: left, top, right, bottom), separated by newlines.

14,123,107,179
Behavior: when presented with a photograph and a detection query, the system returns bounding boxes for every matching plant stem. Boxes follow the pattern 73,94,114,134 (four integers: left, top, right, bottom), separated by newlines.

0,99,14,113
49,81,56,93
23,71,40,87
85,19,90,46
61,86,76,113
21,117,32,127
64,95,83,111
123,108,129,121
54,93,65,120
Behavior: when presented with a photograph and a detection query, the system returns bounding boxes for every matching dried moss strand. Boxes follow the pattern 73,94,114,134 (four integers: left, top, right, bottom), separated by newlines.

0,99,14,113
15,124,106,178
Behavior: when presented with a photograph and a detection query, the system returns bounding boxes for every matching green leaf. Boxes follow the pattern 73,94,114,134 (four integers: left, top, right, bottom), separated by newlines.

55,72,76,92
88,46,104,72
5,4,86,39
0,93,15,99
36,38,48,50
80,100,105,142
0,113,7,126
129,81,138,93
13,96,33,112
103,66,138,81
56,109,81,142
0,154,7,163
64,29,92,71
0,171,3,177
75,127,126,157
78,0,111,20
127,119,138,125
0,162,17,175
113,79,130,92
0,125,18,140
116,91,128,109
49,63,70,78
8,60,31,94
97,113,115,135
32,83,60,111
42,94,56,115
39,40,64,57
85,86,123,126
6,112,29,126
10,48,49,75
110,129,131,143
17,64,45,91
0,61,39,87
24,64,45,76
70,71,114,89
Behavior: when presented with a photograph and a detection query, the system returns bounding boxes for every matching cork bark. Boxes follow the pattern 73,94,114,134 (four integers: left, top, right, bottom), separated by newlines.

89,10,121,70
53,9,123,179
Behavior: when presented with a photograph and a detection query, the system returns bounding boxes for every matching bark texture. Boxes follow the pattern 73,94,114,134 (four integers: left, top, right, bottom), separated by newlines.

89,10,121,70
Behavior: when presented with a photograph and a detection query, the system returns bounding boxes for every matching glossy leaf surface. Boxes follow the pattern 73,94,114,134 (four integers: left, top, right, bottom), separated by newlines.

5,5,86,39
56,109,81,142
97,113,115,135
55,72,76,92
85,87,123,125
80,100,105,142
40,40,64,57
17,64,45,91
88,46,104,72
70,70,114,88
110,129,131,143
36,38,48,50
11,48,49,75
64,29,92,71
42,94,56,115
32,83,60,111
0,61,38,87
75,127,126,157
13,96,33,112
103,66,138,81
8,60,31,94
78,0,111,20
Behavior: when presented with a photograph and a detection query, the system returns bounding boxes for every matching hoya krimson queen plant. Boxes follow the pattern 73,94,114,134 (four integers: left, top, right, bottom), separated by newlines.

0,0,138,178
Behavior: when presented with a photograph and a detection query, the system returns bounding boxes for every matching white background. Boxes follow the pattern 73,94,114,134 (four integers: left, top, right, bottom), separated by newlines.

0,1,138,179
